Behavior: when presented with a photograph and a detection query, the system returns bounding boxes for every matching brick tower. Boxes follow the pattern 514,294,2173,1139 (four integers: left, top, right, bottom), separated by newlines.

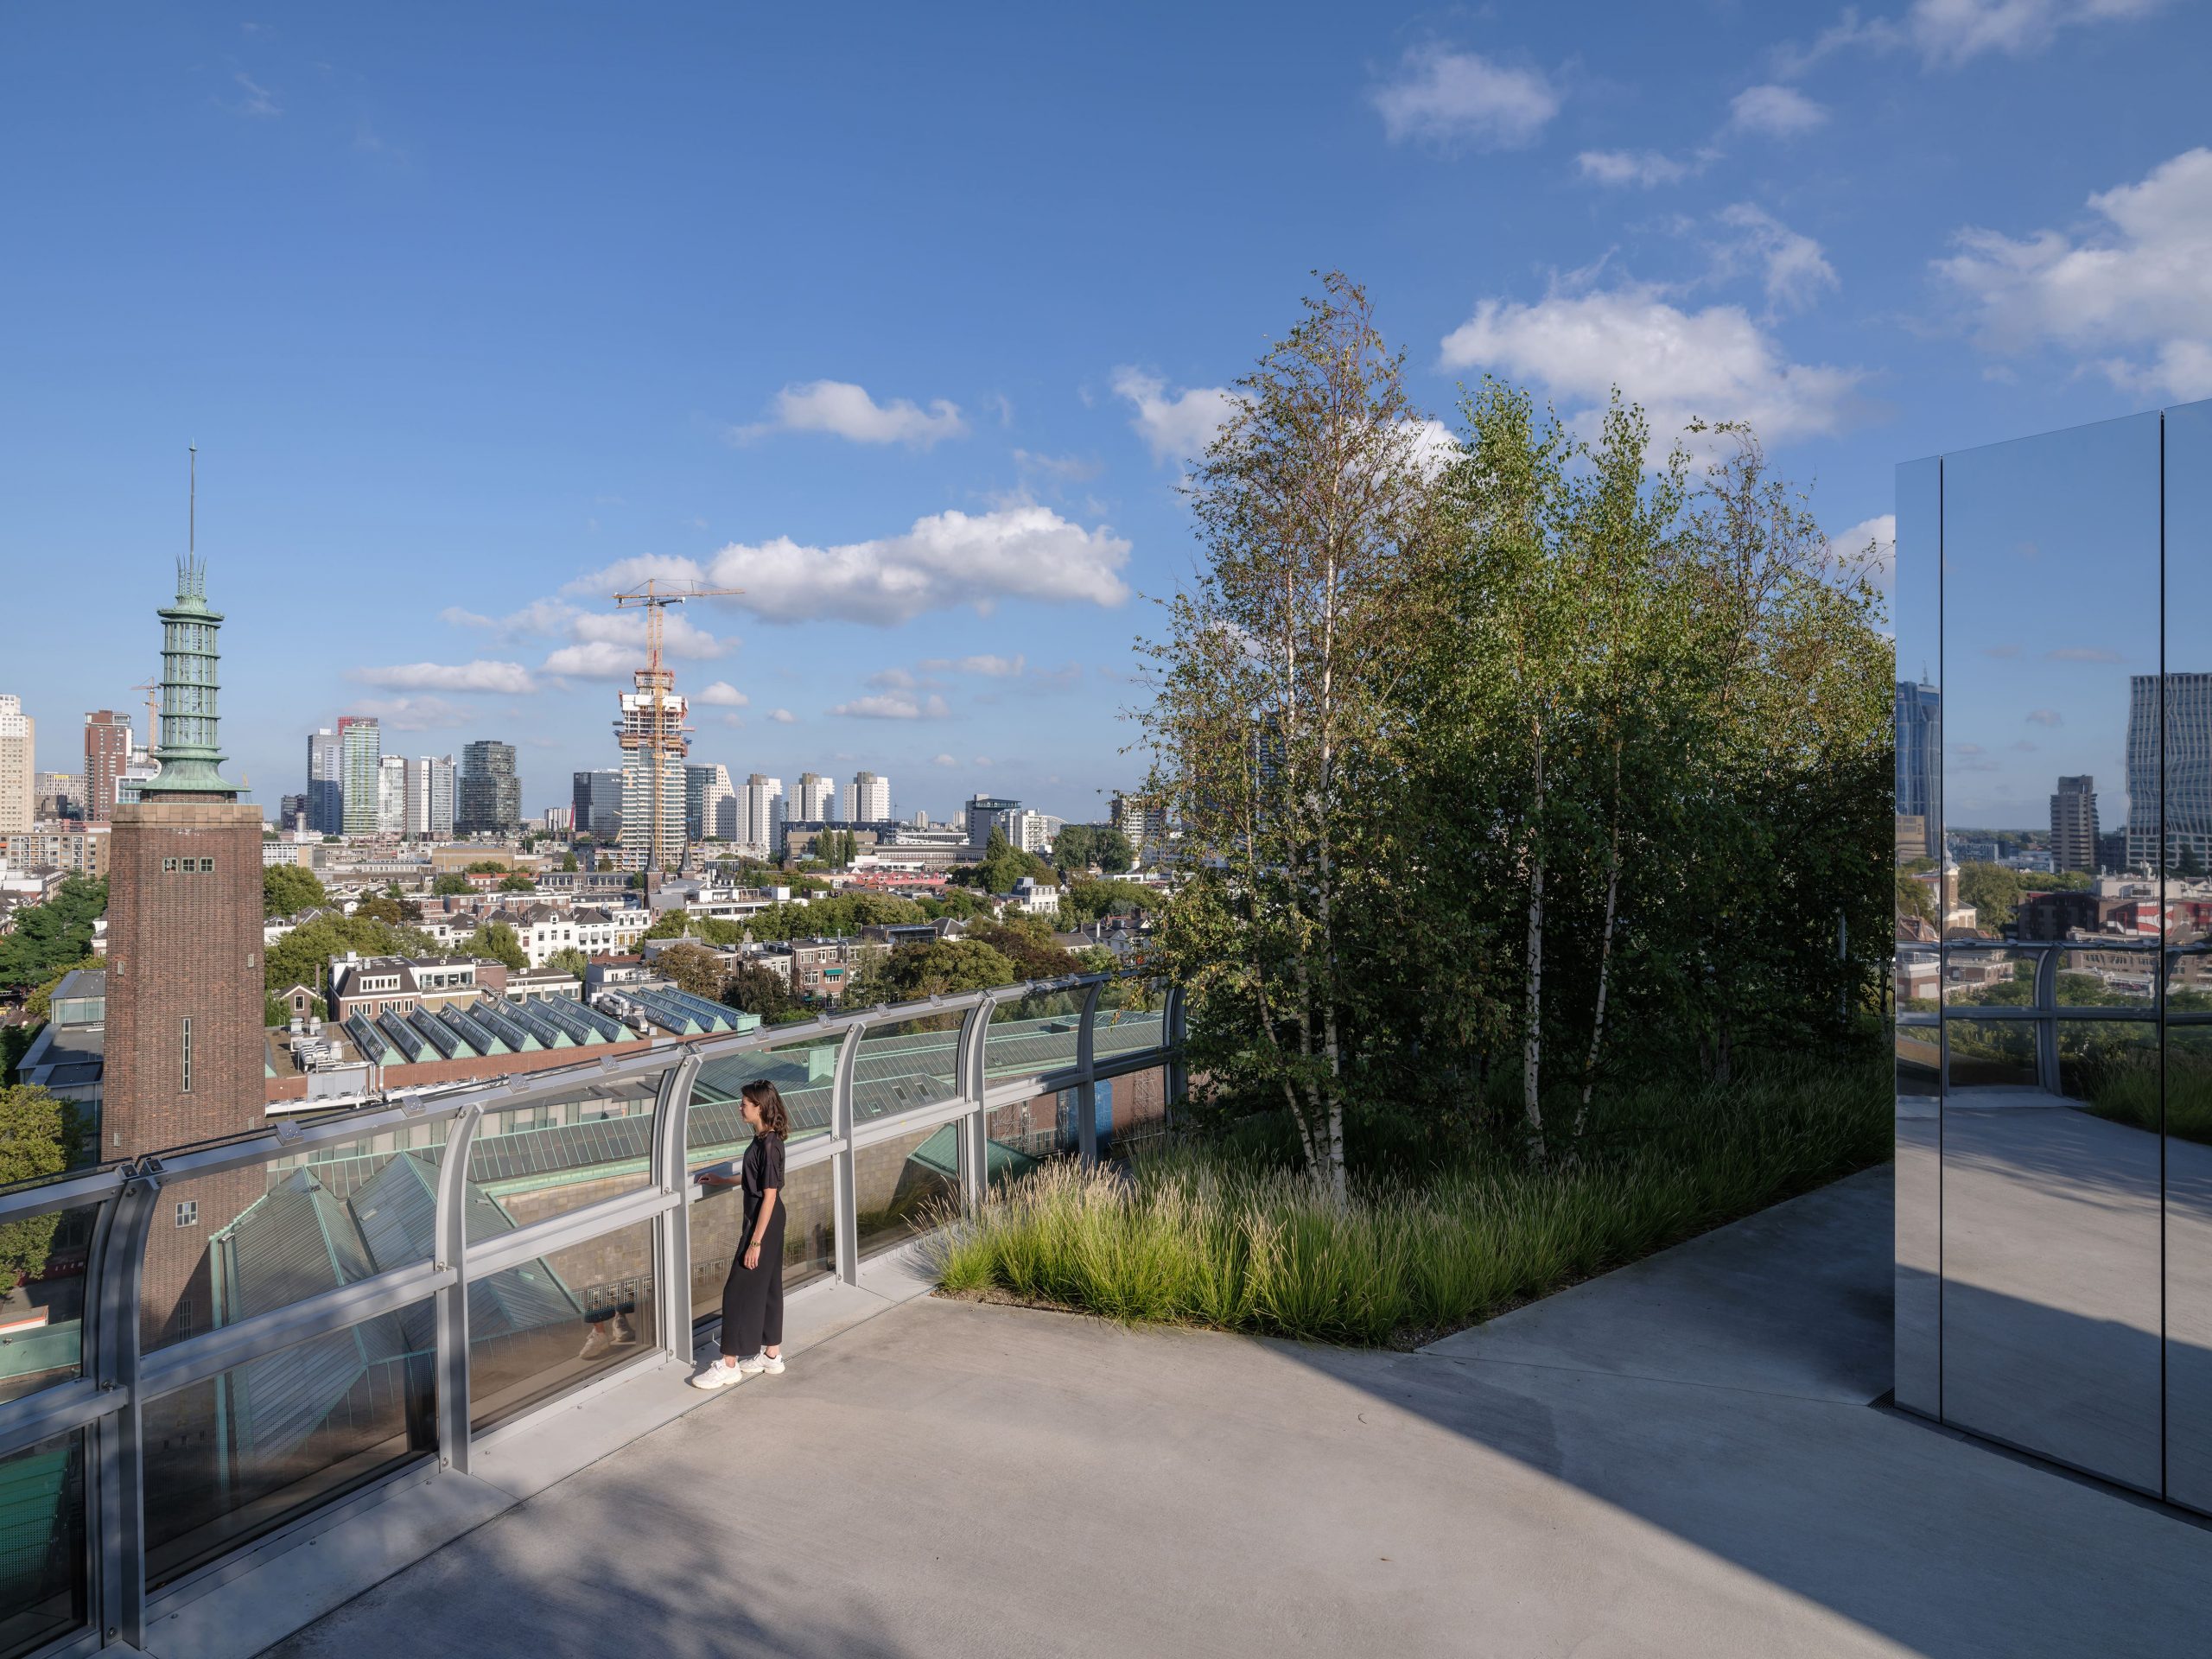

106,491,269,1344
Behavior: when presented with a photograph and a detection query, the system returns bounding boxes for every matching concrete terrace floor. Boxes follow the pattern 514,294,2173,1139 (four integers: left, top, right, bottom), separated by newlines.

264,1166,2210,1659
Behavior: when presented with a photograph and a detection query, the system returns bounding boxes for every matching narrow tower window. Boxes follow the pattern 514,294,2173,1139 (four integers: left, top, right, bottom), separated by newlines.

180,1015,193,1093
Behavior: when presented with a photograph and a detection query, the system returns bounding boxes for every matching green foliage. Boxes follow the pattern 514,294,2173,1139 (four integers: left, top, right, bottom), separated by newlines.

465,860,509,874
264,990,326,1026
0,1084,85,1281
561,852,580,872
847,938,1016,1005
264,913,440,995
721,958,800,1023
657,942,727,1001
0,877,105,995
26,957,101,1023
1951,861,2093,931
1053,823,1135,875
930,1058,1887,1344
963,916,1076,980
969,828,1053,895
497,873,536,893
353,891,420,928
463,921,530,973
1060,878,1154,927
545,947,589,981
262,863,327,919
1140,278,1894,1179
432,873,471,896
920,887,984,921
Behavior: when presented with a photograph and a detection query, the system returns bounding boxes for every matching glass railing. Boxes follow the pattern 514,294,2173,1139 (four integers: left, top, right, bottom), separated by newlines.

0,969,1181,1659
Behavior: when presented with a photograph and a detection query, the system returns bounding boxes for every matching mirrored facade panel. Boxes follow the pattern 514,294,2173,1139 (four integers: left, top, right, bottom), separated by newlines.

1936,411,2164,1492
0,1203,98,1405
1093,980,1166,1061
1896,437,1942,1433
985,987,1086,1084
2165,395,2212,1513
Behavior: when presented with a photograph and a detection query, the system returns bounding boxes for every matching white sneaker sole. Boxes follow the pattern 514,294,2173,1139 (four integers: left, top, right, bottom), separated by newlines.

688,1365,745,1390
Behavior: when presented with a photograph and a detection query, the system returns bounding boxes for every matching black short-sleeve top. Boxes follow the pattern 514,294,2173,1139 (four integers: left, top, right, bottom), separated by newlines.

741,1131,785,1217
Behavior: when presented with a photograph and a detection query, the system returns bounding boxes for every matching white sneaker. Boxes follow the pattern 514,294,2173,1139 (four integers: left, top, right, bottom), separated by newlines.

736,1351,785,1376
688,1359,746,1390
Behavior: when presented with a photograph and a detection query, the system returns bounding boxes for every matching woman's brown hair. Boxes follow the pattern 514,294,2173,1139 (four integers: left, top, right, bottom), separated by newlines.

741,1079,789,1138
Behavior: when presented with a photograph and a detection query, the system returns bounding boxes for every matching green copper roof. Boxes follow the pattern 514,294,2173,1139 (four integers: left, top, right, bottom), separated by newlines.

140,554,236,798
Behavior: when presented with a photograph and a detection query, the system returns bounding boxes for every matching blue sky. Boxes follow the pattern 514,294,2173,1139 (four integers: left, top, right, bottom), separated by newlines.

3,3,2209,824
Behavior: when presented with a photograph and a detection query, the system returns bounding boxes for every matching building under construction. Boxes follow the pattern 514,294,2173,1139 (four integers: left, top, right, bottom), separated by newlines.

609,579,736,872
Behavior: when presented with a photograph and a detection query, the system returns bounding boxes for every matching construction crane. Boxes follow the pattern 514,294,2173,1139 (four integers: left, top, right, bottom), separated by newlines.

131,678,159,755
611,578,742,871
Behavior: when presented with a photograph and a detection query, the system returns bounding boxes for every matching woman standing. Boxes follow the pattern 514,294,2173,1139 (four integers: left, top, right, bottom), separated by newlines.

690,1079,790,1389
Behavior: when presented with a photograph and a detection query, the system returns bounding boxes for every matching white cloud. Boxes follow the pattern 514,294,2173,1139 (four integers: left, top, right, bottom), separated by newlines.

1907,0,2167,67
231,73,280,118
920,654,1027,677
1717,204,1839,314
1110,368,1243,464
1826,512,1897,574
868,666,921,690
931,753,957,767
2027,708,2063,726
827,692,951,720
533,605,732,679
768,709,796,724
352,696,466,732
1014,449,1103,483
696,681,749,707
349,659,537,694
1728,84,1827,137
734,379,968,448
1935,147,2212,400
1370,46,1560,149
973,756,993,767
1578,149,1692,188
620,506,1131,626
1439,285,1864,451
1400,418,1462,478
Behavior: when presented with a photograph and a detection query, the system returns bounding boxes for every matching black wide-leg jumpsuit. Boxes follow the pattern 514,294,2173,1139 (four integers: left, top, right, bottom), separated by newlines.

719,1129,785,1357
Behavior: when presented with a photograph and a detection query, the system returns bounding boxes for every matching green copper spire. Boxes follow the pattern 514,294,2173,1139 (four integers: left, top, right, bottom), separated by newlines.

141,448,237,800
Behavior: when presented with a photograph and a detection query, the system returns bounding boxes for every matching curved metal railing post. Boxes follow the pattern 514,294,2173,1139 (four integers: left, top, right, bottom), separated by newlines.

2032,944,2061,1094
956,995,997,1207
87,1160,161,1649
433,1105,483,1474
831,1024,863,1285
1075,981,1104,1168
650,1052,702,1363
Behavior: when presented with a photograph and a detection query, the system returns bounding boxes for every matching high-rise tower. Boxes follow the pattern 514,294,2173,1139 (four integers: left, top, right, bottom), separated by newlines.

106,464,269,1343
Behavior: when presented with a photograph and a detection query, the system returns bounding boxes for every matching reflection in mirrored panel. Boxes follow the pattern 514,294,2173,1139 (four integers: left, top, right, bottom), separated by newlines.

0,1203,98,1405
143,1306,435,1589
985,986,1086,1084
1937,412,2164,1493
690,1035,839,1159
687,1153,834,1322
2166,395,2212,1514
1093,980,1166,1062
852,1014,962,1127
460,1074,664,1242
1896,448,1942,1429
1101,1066,1173,1166
467,1220,656,1433
855,1124,961,1262
145,1124,448,1353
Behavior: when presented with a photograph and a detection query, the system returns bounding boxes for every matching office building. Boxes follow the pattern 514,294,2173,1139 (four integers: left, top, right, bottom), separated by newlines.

406,754,455,838
35,772,84,821
83,709,130,822
0,695,34,833
1896,679,1940,859
966,794,1020,853
850,771,891,823
277,791,308,830
307,727,344,834
796,771,836,822
2132,671,2212,874
1007,807,1062,855
2050,775,2100,874
686,762,735,842
572,768,623,841
378,754,409,835
1110,791,1166,860
742,772,786,859
458,740,521,837
338,715,381,836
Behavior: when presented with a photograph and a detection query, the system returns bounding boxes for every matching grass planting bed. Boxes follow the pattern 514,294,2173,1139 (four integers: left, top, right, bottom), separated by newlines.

926,1058,1889,1349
